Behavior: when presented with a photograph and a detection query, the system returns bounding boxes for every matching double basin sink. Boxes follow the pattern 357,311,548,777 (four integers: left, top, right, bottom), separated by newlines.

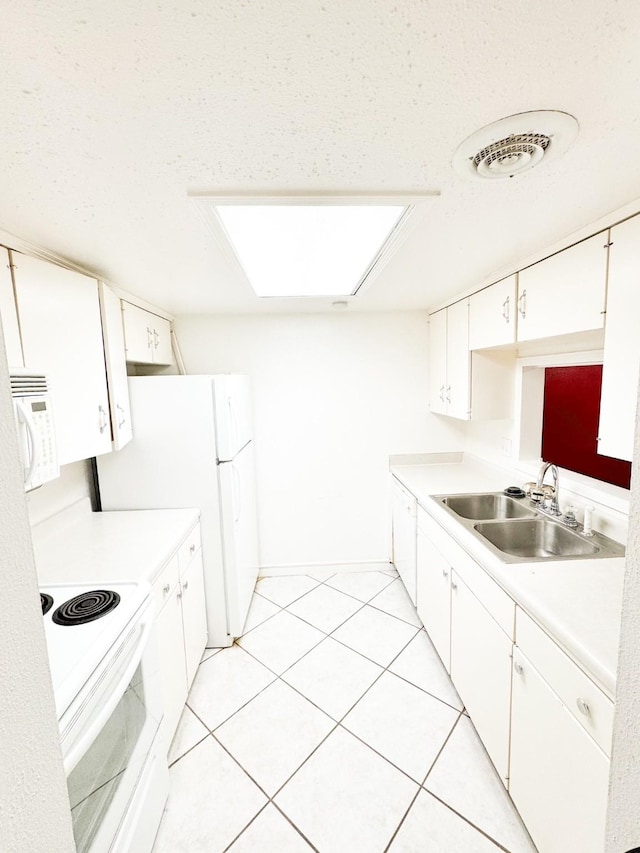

433,492,625,563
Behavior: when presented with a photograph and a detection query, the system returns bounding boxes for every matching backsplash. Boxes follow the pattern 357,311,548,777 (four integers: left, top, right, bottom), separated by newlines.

26,460,95,526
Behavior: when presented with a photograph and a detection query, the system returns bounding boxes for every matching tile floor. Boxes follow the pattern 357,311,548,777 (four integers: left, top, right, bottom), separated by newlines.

152,570,537,853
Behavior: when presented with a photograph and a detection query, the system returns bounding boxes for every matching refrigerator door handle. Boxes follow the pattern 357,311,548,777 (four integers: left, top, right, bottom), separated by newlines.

232,463,242,523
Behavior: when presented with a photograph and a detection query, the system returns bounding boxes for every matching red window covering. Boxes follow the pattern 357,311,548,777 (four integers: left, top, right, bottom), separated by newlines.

541,365,631,490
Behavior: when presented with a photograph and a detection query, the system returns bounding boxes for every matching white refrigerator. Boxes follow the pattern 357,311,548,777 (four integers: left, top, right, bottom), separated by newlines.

97,375,260,647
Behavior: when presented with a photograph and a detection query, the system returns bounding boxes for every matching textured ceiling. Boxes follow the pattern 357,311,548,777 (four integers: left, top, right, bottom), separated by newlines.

1,1,640,314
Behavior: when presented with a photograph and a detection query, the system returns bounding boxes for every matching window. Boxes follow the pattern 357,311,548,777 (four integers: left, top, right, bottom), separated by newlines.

541,365,631,489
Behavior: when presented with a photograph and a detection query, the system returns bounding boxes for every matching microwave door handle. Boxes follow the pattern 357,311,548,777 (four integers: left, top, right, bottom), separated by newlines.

62,612,153,776
17,400,39,488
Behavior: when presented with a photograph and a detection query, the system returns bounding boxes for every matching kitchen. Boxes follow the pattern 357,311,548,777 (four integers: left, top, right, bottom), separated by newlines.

2,2,640,852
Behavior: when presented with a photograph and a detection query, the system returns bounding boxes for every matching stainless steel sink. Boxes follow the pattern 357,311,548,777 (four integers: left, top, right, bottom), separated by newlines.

430,491,625,562
473,516,624,562
474,519,601,559
439,493,536,521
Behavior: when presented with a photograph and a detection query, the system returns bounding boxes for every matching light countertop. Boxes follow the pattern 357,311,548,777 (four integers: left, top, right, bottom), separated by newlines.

32,500,200,587
391,455,625,698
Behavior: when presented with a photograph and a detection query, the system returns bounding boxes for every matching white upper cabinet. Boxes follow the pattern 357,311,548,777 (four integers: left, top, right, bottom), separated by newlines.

122,301,173,365
13,253,112,464
428,301,470,420
0,249,24,367
427,308,448,415
597,215,640,462
468,274,517,350
98,282,132,450
516,232,607,342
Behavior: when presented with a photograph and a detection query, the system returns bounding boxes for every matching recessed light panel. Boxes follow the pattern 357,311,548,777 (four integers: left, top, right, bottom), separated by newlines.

214,204,407,298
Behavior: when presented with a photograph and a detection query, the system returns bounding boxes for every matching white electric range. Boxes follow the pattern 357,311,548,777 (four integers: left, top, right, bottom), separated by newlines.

40,581,169,853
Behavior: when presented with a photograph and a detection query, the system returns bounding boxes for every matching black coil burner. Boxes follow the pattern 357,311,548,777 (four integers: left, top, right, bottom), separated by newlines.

52,590,121,626
41,593,54,616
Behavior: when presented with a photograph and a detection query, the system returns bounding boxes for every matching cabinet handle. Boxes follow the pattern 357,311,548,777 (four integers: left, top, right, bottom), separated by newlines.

98,405,108,433
147,327,153,349
190,543,196,553
446,385,452,404
518,289,527,319
177,590,183,599
441,568,448,578
163,583,170,595
576,697,591,717
514,661,524,676
153,329,160,349
451,580,458,591
182,580,189,592
116,403,126,428
502,296,510,322
439,385,445,402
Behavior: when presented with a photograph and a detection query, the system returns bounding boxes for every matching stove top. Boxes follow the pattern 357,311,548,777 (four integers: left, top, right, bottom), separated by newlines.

40,581,151,721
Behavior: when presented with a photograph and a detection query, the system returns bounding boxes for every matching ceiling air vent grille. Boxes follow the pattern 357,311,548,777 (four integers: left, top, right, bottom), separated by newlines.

10,371,49,397
452,111,579,181
473,133,551,178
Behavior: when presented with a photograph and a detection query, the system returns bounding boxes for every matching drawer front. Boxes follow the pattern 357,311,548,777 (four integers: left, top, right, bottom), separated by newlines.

178,523,202,575
516,608,614,755
419,508,514,638
152,552,180,616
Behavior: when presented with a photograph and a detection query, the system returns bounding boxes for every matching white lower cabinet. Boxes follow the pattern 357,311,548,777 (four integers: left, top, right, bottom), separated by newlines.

450,571,513,784
391,477,418,605
153,522,207,750
416,508,451,671
510,646,610,853
398,492,612,853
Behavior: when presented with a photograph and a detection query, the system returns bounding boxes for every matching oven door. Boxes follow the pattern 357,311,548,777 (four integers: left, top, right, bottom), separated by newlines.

61,601,164,853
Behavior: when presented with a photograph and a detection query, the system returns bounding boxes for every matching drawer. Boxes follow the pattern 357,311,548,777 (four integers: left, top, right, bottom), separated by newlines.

152,552,180,616
516,608,614,756
178,523,202,575
419,507,515,638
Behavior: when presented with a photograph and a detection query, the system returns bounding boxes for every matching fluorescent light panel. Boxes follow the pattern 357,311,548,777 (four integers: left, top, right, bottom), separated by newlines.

214,204,407,298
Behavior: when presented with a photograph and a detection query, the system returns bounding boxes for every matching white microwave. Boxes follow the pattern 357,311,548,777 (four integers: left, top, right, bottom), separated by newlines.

10,370,60,491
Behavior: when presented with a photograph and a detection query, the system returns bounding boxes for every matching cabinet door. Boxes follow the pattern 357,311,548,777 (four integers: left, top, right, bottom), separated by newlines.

391,479,417,605
13,254,112,464
517,233,607,342
0,250,23,367
428,309,447,415
446,300,470,420
180,549,208,688
509,648,609,853
149,314,173,365
450,572,512,783
98,283,132,450
416,524,451,671
468,275,517,350
597,214,640,462
155,587,188,749
121,301,154,363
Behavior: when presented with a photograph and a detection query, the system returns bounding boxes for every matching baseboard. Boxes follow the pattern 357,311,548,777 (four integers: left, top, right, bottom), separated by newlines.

258,560,394,579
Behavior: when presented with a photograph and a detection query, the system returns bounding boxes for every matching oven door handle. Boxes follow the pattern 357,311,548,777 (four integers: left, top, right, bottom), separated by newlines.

62,604,154,776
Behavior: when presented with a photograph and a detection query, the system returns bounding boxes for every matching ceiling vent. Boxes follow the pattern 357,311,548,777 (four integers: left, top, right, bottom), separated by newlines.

453,111,579,180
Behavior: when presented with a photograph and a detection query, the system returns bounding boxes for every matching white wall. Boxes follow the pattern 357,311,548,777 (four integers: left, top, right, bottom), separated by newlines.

175,312,466,569
0,331,75,852
605,375,640,852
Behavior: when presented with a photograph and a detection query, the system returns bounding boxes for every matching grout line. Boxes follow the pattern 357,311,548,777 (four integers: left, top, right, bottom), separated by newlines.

419,789,513,853
221,802,271,852
167,573,524,853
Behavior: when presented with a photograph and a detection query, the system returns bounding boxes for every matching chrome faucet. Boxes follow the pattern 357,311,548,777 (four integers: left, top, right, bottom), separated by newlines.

534,461,561,516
